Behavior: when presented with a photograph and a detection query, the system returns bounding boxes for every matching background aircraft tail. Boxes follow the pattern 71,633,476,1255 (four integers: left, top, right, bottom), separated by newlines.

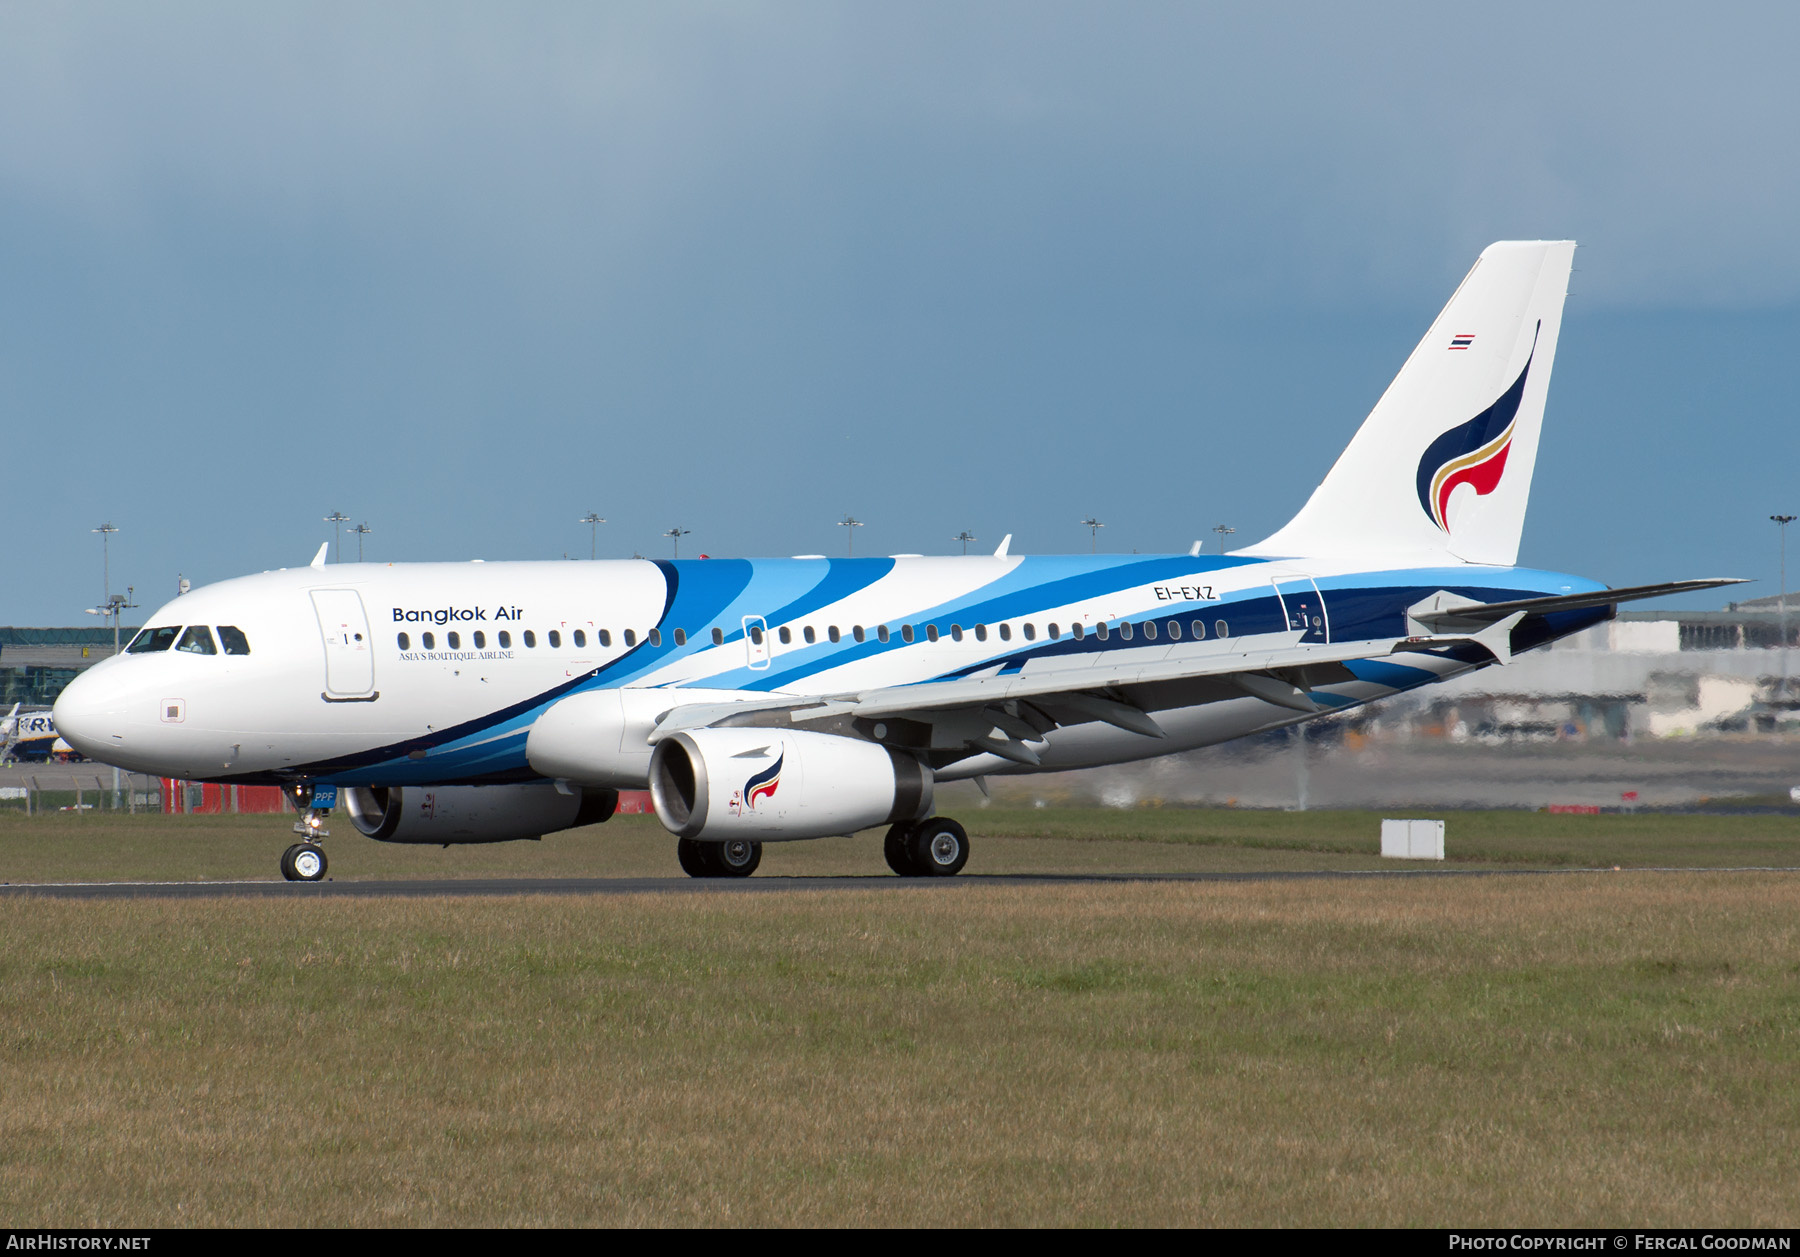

1242,240,1576,567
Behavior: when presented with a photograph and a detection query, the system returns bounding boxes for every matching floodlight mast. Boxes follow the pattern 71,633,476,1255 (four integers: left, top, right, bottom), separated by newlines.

1775,515,1796,702
663,527,690,558
579,512,606,560
953,530,976,555
838,515,863,557
1082,517,1104,553
324,511,349,564
350,522,372,563
92,522,118,606
1213,523,1236,555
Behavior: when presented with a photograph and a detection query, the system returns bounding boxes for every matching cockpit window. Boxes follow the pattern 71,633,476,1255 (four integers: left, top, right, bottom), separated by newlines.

217,626,251,655
175,626,217,655
127,626,182,654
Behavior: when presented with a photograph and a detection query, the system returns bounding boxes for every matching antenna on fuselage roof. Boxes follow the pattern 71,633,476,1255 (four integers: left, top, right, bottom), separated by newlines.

309,542,329,568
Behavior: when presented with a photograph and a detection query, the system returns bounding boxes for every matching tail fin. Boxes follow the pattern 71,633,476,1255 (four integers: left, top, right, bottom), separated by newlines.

1242,240,1575,567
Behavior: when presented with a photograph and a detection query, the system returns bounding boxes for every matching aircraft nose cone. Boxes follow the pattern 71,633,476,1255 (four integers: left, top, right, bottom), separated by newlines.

52,667,118,761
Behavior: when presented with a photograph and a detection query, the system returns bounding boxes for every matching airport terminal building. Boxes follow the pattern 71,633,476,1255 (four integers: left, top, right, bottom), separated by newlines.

0,626,139,709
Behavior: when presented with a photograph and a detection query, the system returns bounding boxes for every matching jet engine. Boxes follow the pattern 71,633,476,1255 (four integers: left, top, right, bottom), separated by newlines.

649,728,932,841
341,782,618,845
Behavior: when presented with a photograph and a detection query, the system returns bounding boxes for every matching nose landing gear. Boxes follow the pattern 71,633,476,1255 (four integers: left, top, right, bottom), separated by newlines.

280,841,329,882
281,787,332,882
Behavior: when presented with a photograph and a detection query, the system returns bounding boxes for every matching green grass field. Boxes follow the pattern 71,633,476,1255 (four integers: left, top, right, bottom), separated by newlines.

3,809,1798,1226
4,803,1800,884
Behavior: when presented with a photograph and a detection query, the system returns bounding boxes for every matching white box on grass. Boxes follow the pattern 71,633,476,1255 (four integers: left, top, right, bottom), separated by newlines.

1380,819,1444,860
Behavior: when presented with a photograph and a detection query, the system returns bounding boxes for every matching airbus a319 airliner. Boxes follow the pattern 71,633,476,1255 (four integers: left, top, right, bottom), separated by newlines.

54,241,1734,880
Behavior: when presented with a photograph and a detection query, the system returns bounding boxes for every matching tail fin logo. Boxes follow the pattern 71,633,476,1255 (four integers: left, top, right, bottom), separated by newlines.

1415,323,1539,532
743,752,783,810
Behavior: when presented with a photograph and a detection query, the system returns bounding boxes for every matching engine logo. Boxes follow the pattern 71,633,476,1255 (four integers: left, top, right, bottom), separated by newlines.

731,752,783,816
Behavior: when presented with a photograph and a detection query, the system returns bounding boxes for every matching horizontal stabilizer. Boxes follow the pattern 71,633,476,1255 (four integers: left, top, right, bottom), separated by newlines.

1408,578,1746,631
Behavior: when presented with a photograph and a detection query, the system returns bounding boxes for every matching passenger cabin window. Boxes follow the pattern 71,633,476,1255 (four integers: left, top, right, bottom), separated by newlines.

1095,622,1109,641
447,631,460,650
1167,620,1182,641
778,627,791,645
598,630,612,647
473,631,486,649
423,632,436,650
1191,620,1206,639
649,629,662,647
711,627,724,646
127,626,181,654
674,629,687,646
1142,622,1156,641
974,624,988,642
748,625,763,645
950,624,963,642
901,625,914,643
852,626,865,643
926,625,939,642
1022,623,1036,641
548,630,562,648
1118,622,1133,641
1215,620,1229,638
217,626,251,655
498,631,512,648
623,629,636,647
523,630,536,648
175,626,216,655
998,624,1011,641
877,625,889,643
573,629,586,647
803,626,816,644
828,626,841,643
398,632,411,651
1071,622,1085,641
1047,623,1060,639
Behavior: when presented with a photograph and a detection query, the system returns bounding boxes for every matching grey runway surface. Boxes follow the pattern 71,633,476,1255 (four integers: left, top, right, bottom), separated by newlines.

3,868,1797,900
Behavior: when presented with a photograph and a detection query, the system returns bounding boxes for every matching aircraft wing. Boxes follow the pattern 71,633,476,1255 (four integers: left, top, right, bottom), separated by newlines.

647,632,1462,765
644,577,1744,765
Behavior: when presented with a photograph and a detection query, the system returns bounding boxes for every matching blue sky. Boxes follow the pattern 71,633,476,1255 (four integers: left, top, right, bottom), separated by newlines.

4,2,1797,623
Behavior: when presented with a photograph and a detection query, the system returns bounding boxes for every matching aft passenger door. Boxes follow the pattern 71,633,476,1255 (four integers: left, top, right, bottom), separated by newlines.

1272,577,1330,644
311,589,378,699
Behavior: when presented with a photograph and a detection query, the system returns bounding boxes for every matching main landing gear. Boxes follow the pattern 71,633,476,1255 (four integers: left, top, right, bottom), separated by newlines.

884,817,970,877
677,837,763,878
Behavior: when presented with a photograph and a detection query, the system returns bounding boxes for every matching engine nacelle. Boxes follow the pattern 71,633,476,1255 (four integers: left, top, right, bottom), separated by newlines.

649,728,932,841
342,782,618,845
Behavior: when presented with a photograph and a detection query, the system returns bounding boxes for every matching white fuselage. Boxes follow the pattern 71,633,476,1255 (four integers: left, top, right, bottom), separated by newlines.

52,553,1605,788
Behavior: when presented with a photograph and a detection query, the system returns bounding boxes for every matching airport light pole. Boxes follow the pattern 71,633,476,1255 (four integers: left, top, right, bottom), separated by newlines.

351,522,372,563
92,522,118,607
85,585,137,810
580,512,606,560
324,511,349,564
1213,523,1236,555
839,515,863,557
664,527,690,558
1774,515,1796,701
953,530,976,555
1082,517,1104,553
